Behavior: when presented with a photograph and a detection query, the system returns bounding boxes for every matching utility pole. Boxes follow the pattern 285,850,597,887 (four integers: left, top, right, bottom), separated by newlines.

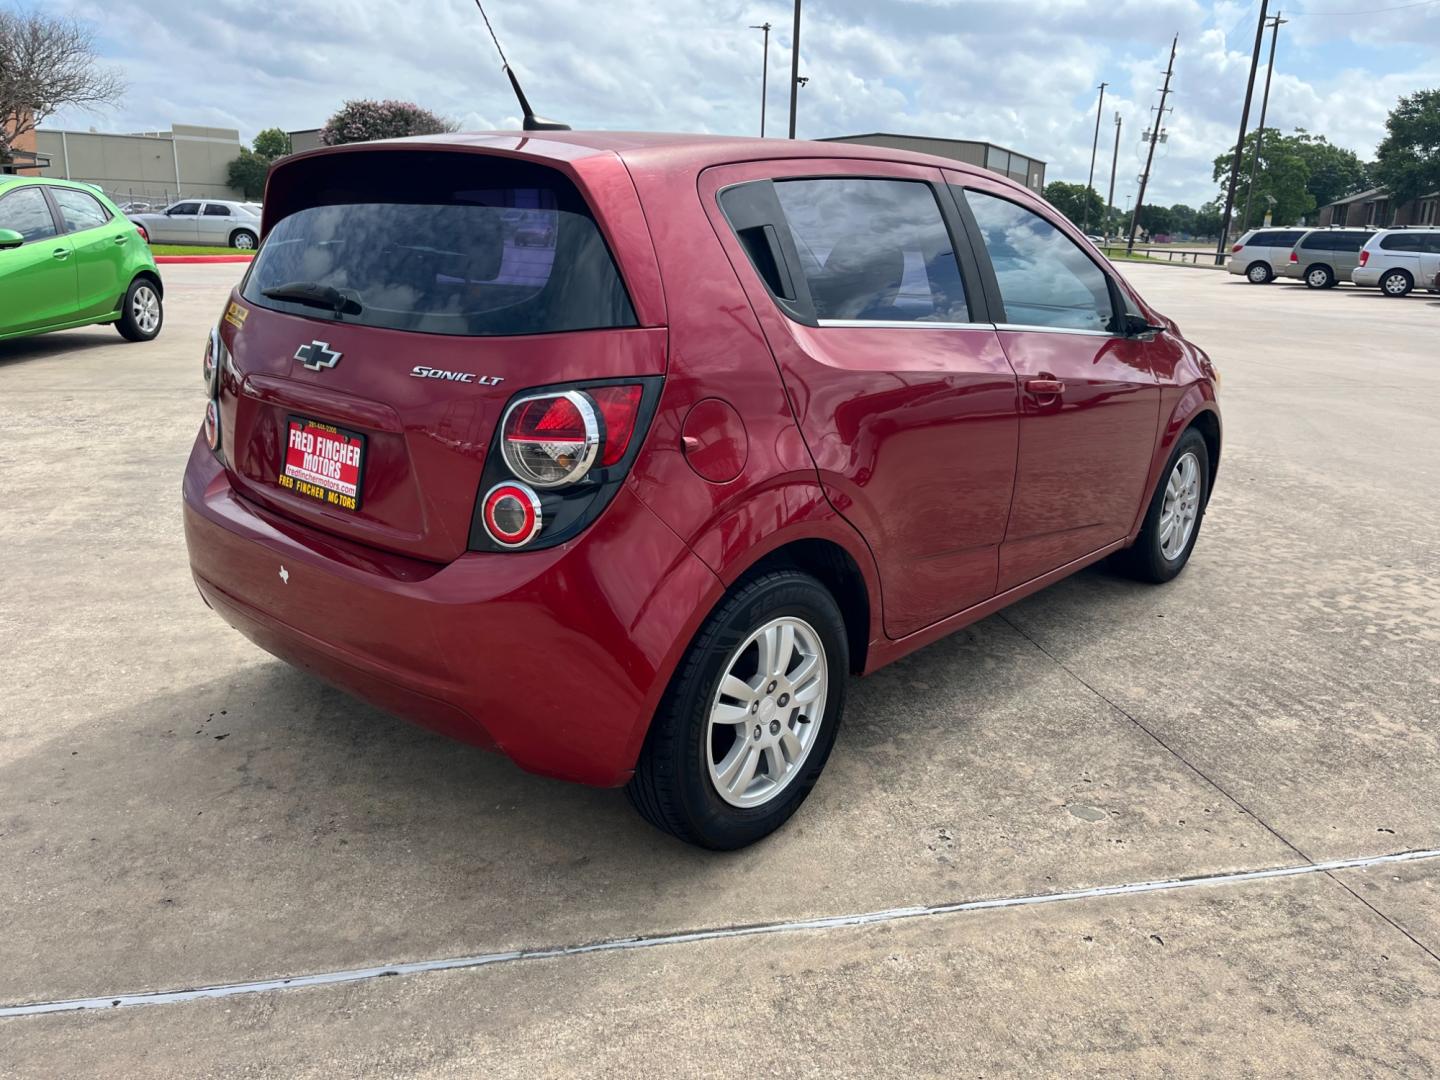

1215,0,1271,262
750,22,772,137
1240,12,1286,232
1082,82,1108,234
1128,35,1177,254
787,0,803,139
1105,111,1122,240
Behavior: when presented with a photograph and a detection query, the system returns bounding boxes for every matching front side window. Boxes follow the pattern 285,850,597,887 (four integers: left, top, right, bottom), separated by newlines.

773,178,969,323
51,188,110,233
0,187,58,243
168,202,200,216
963,188,1115,333
203,204,232,217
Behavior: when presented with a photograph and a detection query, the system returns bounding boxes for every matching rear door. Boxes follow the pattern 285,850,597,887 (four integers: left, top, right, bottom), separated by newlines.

49,186,127,318
703,160,1019,638
0,185,77,336
950,174,1160,591
199,202,233,244
1267,229,1307,270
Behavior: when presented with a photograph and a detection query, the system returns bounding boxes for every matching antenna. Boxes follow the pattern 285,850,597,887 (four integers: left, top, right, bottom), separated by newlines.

473,0,571,131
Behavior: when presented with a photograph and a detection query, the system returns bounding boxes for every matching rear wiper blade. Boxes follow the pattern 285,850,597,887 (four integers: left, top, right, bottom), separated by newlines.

262,281,362,316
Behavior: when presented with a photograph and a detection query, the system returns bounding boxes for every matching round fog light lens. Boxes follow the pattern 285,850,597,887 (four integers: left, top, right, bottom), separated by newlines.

481,481,542,548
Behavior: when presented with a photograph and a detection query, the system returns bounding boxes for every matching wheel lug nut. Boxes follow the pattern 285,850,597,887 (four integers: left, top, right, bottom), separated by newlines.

778,693,789,707
769,720,780,735
750,701,759,714
753,725,762,740
767,681,777,694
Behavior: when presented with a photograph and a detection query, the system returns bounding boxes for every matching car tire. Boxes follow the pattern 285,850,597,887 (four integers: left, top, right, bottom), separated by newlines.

231,229,258,251
626,570,848,850
1304,264,1335,289
115,277,163,342
1246,262,1272,284
1114,427,1210,585
1380,269,1413,297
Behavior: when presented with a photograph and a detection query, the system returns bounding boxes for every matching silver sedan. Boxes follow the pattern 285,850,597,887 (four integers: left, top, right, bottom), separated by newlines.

126,199,262,249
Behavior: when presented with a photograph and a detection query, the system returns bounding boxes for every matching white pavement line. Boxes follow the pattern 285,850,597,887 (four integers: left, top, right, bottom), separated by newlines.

4,847,1438,1019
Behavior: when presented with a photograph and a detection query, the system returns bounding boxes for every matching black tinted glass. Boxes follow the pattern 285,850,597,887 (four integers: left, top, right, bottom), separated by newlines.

773,178,968,322
245,167,635,338
1300,232,1331,250
51,188,110,233
1250,231,1277,245
963,188,1114,333
203,204,231,217
0,187,58,241
1276,231,1307,246
1334,233,1368,252
170,203,199,216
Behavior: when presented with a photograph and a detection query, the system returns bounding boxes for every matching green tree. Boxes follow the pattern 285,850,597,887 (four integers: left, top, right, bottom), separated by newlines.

1194,199,1223,238
1042,181,1105,229
1290,130,1370,208
1374,90,1440,206
1167,203,1198,235
319,99,455,146
1135,204,1174,237
226,127,292,200
252,127,291,161
1213,128,1315,229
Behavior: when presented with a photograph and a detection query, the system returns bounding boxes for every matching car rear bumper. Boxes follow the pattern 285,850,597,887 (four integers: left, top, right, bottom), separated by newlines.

1280,264,1304,280
1350,267,1381,287
182,434,721,786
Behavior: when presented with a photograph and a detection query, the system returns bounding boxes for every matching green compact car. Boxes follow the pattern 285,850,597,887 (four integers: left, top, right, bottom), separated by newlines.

0,177,164,343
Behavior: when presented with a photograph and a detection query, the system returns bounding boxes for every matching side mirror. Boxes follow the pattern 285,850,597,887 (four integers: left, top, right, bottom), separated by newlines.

0,228,24,250
1124,312,1165,337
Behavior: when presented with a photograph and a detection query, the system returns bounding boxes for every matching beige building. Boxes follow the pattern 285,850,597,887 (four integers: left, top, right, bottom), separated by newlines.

32,123,245,204
819,133,1047,193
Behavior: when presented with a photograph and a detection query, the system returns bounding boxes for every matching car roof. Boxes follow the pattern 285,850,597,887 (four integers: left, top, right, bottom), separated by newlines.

0,175,108,197
280,129,1019,191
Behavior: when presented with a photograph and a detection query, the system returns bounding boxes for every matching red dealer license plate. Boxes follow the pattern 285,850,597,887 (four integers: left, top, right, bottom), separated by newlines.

280,417,366,511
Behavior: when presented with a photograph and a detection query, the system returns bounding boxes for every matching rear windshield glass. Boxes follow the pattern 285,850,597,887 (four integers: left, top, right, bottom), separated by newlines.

244,153,636,337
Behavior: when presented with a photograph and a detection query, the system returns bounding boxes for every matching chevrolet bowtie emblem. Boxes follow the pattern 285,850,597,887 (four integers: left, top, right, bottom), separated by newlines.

294,341,341,371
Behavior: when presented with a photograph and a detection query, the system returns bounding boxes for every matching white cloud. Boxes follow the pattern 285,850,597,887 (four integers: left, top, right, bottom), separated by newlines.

37,0,1440,208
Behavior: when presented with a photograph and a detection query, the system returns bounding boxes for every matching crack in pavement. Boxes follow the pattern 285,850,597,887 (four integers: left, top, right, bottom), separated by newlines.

3,848,1438,1019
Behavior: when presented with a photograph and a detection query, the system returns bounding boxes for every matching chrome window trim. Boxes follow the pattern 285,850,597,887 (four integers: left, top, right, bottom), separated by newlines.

816,318,991,331
994,323,1116,338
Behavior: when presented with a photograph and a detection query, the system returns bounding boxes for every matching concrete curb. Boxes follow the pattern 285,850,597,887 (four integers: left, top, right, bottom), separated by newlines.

153,254,254,264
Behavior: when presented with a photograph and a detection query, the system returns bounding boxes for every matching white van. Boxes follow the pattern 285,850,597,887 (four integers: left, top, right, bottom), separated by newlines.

1352,229,1440,297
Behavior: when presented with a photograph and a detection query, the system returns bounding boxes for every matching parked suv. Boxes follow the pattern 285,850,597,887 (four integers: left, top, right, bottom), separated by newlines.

1225,227,1308,284
0,177,164,343
1351,228,1440,297
182,133,1221,849
1282,227,1376,288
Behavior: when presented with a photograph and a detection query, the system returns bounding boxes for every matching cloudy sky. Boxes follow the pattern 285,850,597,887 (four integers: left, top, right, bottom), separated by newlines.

39,0,1440,208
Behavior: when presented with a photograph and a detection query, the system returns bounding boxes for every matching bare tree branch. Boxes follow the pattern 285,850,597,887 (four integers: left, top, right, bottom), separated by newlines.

0,9,125,156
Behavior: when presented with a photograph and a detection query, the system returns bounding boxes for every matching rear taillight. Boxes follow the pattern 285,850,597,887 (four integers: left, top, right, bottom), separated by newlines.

502,391,599,488
203,326,220,395
135,223,148,243
472,378,661,553
481,482,542,548
1231,243,1244,253
1359,249,1370,266
1290,251,1299,262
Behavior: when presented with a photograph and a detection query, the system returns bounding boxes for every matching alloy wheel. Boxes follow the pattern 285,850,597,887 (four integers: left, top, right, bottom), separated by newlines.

1158,451,1200,561
1307,268,1330,288
707,616,828,809
1248,264,1269,283
233,232,256,250
1382,273,1410,297
132,286,161,335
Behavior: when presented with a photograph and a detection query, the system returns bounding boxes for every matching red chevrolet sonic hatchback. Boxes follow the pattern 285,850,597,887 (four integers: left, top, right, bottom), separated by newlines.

183,132,1220,848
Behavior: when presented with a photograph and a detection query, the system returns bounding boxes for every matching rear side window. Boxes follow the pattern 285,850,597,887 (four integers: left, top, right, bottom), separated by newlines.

772,178,969,322
1277,230,1308,246
203,204,232,217
963,188,1115,333
1380,232,1422,252
245,153,635,337
0,187,58,242
51,188,111,233
1249,231,1277,246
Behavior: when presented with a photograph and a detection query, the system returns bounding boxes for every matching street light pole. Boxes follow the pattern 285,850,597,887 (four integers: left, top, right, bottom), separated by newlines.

750,22,772,137
1082,82,1108,234
788,0,802,139
1215,0,1271,262
1105,111,1122,239
1240,13,1286,232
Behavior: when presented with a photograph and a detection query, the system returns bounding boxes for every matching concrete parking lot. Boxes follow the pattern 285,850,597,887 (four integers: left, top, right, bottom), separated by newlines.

2,264,1438,1077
